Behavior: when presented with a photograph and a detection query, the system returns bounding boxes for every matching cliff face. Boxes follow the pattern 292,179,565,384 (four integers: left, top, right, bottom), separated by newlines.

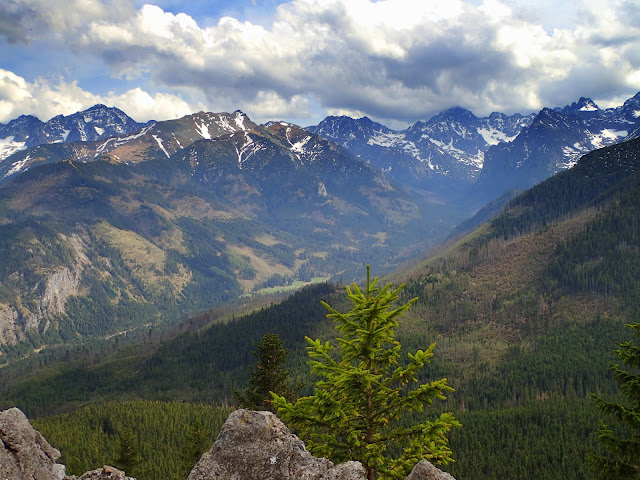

0,264,83,345
0,407,456,480
0,407,66,480
0,231,88,347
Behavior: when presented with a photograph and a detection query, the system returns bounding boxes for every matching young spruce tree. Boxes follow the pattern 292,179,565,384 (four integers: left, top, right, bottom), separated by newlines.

588,322,640,479
234,332,293,413
272,266,459,480
115,426,142,478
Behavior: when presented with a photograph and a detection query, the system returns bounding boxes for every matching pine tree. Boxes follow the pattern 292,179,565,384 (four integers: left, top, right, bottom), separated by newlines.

178,420,212,478
116,426,142,478
588,322,640,479
273,266,460,480
234,332,293,413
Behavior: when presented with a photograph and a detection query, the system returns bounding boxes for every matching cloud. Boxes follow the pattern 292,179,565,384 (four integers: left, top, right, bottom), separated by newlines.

2,0,640,125
0,69,195,123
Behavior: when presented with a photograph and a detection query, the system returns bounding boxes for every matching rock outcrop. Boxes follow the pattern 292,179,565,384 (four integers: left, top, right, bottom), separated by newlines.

1,406,456,480
0,407,66,480
188,409,457,480
405,460,457,480
188,409,367,480
66,465,133,480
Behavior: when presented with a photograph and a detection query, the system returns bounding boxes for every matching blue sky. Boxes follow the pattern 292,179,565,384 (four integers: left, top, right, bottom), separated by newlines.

1,0,639,128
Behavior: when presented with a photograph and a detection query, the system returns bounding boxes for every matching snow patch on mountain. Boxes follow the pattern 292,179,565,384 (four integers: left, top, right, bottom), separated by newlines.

4,155,30,178
290,134,312,156
217,115,241,134
367,132,406,148
235,133,264,168
579,100,598,111
0,137,26,159
404,142,426,163
234,111,250,131
96,124,155,156
560,143,590,169
153,135,170,157
589,129,628,149
196,122,211,139
317,180,328,197
429,138,484,169
477,127,517,146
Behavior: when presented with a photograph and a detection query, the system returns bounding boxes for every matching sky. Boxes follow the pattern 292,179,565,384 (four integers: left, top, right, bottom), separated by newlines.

1,0,640,129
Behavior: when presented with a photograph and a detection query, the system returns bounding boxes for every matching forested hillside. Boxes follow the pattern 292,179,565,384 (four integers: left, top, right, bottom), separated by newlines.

32,401,231,479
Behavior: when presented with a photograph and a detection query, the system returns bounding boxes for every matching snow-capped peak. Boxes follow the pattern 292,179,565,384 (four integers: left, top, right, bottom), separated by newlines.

579,98,599,111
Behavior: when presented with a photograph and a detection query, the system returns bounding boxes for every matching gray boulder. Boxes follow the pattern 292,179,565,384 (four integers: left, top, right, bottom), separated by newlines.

0,407,66,480
405,460,457,480
66,465,134,480
188,408,367,480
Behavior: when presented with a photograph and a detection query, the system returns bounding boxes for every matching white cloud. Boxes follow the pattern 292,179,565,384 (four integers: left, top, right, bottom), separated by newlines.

243,91,311,123
0,69,196,123
1,0,640,125
104,87,196,121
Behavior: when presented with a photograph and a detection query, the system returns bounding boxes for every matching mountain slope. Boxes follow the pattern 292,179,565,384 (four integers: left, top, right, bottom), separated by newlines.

0,112,455,354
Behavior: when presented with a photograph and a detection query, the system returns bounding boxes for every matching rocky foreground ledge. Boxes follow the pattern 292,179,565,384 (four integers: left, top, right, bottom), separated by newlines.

0,407,456,480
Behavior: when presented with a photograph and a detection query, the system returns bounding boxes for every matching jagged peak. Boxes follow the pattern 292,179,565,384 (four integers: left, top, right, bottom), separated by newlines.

527,107,574,129
316,115,384,127
563,97,599,113
442,105,475,115
86,103,109,111
7,114,42,124
625,91,640,102
488,111,509,120
433,106,478,121
536,107,562,119
621,91,640,109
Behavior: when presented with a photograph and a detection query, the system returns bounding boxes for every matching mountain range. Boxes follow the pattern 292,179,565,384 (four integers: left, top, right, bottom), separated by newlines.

308,107,535,186
2,93,639,196
0,92,639,355
308,93,640,194
0,104,150,161
0,108,448,352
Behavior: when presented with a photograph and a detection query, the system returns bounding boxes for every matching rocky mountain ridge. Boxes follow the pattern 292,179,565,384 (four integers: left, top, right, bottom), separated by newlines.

4,91,639,191
309,92,640,196
476,93,640,194
0,110,259,181
307,108,535,186
0,104,149,162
